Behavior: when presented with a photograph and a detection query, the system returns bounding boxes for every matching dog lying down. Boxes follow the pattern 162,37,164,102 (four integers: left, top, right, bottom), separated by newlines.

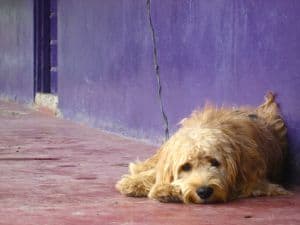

116,93,290,204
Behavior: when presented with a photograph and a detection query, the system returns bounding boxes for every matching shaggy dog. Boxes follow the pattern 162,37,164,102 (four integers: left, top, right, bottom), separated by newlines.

116,93,289,203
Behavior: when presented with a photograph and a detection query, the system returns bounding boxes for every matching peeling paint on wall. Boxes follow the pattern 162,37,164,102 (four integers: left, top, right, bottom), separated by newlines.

34,93,61,116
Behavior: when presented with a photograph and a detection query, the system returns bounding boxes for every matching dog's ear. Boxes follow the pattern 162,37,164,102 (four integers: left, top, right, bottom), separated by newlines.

223,151,238,187
221,137,266,194
231,140,266,190
154,145,175,185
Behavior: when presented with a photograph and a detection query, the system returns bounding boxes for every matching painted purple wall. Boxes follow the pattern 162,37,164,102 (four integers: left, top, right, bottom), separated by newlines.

0,0,34,102
152,1,300,182
57,0,164,141
58,1,300,182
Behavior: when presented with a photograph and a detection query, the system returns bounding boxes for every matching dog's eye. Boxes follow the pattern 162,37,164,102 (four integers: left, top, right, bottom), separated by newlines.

210,159,220,167
181,163,192,172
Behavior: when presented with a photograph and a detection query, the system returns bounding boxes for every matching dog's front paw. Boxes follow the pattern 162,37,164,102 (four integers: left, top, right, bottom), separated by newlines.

263,183,292,196
248,182,292,197
149,184,182,203
115,175,148,197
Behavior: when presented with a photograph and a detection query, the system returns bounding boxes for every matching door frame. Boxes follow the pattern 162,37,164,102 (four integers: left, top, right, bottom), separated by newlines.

34,0,51,95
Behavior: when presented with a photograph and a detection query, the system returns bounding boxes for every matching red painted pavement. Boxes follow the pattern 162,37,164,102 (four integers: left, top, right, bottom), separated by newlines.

0,100,299,225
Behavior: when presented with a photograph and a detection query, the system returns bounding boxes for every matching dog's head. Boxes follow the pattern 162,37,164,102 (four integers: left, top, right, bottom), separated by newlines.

155,108,265,204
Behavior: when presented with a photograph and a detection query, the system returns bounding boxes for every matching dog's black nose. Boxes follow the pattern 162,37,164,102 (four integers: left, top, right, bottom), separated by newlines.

196,186,213,199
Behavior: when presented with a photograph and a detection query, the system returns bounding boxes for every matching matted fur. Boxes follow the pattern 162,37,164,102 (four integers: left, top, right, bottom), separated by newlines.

116,93,290,203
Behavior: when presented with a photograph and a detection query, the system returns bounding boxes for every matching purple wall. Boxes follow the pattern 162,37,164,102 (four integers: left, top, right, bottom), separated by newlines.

58,0,164,141
57,0,300,182
0,0,34,102
154,0,300,128
152,0,300,183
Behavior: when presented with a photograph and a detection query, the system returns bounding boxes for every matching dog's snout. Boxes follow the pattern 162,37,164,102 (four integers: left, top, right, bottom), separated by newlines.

196,186,213,199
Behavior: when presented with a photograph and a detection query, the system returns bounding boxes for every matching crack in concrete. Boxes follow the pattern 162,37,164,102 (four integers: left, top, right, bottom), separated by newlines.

146,0,169,141
0,157,60,161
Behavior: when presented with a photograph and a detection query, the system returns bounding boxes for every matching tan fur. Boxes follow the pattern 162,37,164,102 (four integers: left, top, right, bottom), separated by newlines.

116,93,290,204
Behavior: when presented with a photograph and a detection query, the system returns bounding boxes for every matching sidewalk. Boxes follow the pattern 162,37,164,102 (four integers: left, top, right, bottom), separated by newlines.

0,100,299,225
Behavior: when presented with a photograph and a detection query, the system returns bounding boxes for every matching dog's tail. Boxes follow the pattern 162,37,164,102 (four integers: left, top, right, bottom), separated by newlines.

257,92,288,152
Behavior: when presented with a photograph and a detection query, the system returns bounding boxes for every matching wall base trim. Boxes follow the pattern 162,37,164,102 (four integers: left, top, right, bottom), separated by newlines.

34,93,61,117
